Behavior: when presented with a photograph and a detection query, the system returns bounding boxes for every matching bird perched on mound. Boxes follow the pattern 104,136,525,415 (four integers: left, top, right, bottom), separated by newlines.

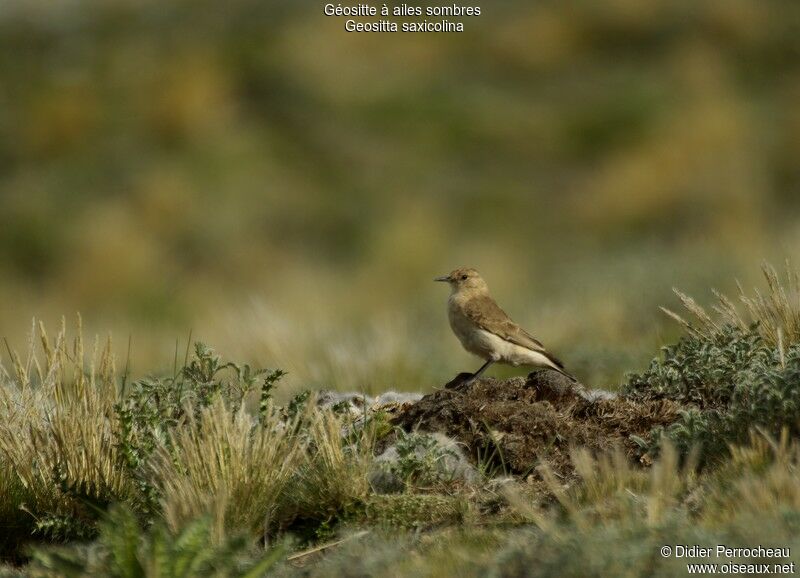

435,267,576,383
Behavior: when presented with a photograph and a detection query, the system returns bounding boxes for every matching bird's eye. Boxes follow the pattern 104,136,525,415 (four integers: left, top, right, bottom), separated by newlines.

460,274,468,280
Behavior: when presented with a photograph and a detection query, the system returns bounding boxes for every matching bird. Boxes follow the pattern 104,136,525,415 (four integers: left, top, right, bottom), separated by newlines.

435,267,576,382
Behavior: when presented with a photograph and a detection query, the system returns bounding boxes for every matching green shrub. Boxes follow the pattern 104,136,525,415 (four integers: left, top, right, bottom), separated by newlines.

370,430,466,493
29,505,284,578
623,264,800,462
114,342,286,516
115,342,285,475
625,325,800,461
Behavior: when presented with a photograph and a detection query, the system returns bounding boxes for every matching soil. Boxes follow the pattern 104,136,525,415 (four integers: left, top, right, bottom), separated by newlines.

392,370,681,480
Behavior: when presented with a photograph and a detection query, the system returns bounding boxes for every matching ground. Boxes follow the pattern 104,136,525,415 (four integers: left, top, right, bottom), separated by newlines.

394,370,680,479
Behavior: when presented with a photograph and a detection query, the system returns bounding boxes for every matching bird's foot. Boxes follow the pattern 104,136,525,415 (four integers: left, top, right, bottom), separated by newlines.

444,372,476,389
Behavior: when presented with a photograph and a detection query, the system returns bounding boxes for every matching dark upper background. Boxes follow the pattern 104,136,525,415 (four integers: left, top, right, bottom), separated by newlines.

1,0,799,393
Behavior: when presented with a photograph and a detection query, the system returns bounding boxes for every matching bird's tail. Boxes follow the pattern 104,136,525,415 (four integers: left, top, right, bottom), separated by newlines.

543,351,578,383
553,365,578,383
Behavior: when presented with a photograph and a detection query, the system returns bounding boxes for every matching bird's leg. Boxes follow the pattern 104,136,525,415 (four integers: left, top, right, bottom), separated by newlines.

468,359,493,382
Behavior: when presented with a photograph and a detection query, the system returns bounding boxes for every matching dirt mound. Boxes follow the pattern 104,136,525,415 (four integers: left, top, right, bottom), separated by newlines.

393,371,681,479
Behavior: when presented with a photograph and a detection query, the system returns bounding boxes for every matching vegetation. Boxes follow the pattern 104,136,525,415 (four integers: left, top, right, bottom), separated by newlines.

626,263,800,462
0,263,798,576
2,0,799,573
29,506,285,578
2,0,800,392
0,325,371,567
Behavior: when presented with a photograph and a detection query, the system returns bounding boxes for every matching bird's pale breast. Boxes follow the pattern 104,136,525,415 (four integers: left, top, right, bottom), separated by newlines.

447,295,493,359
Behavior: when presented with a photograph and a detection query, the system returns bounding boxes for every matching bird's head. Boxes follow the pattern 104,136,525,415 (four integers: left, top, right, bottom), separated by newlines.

434,267,489,294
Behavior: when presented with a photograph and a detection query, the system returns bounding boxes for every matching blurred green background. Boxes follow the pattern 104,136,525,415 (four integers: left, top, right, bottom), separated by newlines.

1,0,799,392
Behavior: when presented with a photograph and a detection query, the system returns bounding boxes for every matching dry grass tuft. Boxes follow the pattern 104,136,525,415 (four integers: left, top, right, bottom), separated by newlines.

152,399,306,540
565,443,691,526
503,441,697,536
289,409,373,523
662,261,800,347
701,429,800,525
0,318,130,522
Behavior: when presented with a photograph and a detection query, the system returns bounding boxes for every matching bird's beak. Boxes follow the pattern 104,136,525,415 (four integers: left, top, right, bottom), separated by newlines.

434,275,450,282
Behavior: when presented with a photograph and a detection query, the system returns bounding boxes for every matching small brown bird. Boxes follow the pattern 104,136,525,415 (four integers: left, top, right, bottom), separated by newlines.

435,267,575,382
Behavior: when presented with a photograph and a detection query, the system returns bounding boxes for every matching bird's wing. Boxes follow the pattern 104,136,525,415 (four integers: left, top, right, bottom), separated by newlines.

462,295,546,351
462,295,570,374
